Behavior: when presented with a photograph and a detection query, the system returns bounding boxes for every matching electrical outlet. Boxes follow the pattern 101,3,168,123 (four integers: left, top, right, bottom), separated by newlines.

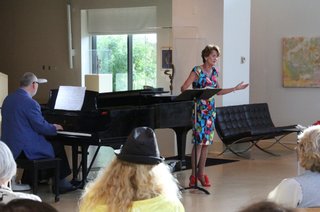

240,56,246,64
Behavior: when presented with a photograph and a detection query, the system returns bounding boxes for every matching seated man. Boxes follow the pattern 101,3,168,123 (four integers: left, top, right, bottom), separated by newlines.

1,72,76,193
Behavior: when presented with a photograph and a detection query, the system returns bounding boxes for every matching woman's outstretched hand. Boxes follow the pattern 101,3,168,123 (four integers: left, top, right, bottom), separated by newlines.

234,81,249,91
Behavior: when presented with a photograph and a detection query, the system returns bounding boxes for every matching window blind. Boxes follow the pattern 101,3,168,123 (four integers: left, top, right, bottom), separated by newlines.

87,6,157,35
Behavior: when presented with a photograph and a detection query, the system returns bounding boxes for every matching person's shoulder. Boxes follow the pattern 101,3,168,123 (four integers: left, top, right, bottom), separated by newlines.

3,89,19,101
159,199,184,212
267,178,302,208
163,198,184,211
15,192,41,201
0,187,13,203
134,195,185,212
0,188,40,204
80,203,107,212
13,89,33,102
273,178,299,189
268,177,300,199
22,95,40,108
192,66,202,74
193,65,201,70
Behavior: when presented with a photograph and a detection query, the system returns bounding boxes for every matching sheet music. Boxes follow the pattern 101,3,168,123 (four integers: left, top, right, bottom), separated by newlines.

54,86,86,111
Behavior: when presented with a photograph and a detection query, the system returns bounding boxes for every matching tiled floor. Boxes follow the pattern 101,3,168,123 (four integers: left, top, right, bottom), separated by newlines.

36,141,306,212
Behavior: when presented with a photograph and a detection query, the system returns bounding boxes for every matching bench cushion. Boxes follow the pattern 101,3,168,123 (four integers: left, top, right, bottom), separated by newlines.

215,105,251,144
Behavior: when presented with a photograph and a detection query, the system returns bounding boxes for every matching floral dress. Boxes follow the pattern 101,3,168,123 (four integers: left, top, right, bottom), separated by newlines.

192,66,219,145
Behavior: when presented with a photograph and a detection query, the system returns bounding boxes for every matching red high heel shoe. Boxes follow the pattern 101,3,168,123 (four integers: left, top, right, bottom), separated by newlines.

198,174,211,187
189,175,197,187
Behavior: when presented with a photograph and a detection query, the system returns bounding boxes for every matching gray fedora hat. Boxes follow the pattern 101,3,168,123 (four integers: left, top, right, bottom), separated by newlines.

115,127,164,165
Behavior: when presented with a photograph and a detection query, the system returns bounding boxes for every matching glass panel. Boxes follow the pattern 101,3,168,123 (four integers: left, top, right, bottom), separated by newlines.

132,34,157,90
96,35,128,91
94,33,157,91
115,72,128,91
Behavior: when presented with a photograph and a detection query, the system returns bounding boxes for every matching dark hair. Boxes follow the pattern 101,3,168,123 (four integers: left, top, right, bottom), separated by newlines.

239,201,296,212
201,44,220,63
0,199,58,212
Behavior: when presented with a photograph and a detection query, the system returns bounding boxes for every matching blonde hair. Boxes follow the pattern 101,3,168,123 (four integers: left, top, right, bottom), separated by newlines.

79,158,181,212
297,125,320,172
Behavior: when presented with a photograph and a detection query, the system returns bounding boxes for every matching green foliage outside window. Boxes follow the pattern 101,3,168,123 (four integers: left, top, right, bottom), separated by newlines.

95,34,157,91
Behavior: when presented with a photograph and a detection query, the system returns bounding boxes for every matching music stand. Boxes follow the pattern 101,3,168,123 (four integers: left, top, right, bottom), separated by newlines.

175,88,221,195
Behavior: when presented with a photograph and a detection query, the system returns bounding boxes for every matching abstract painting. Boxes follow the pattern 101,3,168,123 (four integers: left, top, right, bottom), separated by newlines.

282,37,320,87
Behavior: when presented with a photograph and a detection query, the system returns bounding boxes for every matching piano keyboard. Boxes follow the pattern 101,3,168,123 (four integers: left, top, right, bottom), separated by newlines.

57,131,92,137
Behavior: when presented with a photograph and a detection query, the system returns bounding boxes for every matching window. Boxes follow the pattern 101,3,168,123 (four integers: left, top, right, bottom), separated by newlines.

91,33,157,91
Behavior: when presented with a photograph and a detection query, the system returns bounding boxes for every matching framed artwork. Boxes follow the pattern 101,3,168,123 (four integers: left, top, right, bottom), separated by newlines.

282,36,320,87
162,49,172,69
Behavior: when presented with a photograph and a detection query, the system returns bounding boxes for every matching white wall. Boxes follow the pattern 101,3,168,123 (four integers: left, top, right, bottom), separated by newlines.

251,0,320,127
172,0,224,98
0,72,8,127
222,0,250,106
172,0,252,154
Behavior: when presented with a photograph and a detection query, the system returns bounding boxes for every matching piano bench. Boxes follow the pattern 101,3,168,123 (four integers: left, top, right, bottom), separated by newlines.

16,158,61,202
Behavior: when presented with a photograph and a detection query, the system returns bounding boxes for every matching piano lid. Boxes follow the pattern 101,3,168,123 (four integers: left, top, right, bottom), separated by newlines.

46,88,170,111
98,88,167,98
97,88,169,108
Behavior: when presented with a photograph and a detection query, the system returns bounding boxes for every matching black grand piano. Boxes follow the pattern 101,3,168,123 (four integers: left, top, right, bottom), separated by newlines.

43,88,193,186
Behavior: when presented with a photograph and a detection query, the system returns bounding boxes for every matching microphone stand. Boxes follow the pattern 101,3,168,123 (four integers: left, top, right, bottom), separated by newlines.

164,64,175,95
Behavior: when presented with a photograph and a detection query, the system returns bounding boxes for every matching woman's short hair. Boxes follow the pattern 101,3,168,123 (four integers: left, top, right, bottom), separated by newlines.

201,44,221,63
297,125,320,172
0,141,16,184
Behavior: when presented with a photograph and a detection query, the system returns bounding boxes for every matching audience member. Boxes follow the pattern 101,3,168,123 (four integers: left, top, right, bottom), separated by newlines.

0,141,41,204
79,127,184,212
0,199,58,212
268,125,320,208
239,200,296,212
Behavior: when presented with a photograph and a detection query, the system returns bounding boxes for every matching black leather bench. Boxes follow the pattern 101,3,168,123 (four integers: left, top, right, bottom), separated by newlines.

215,103,299,158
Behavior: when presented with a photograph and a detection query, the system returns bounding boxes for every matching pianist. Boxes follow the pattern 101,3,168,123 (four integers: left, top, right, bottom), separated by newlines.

1,72,76,193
